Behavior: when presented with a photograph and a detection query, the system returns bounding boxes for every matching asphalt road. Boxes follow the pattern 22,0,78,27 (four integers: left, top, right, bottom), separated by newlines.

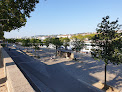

4,46,103,92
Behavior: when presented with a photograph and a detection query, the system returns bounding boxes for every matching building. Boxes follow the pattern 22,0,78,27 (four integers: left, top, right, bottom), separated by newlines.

57,34,71,38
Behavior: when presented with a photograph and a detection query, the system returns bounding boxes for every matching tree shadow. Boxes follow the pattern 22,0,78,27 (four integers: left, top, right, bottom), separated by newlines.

6,62,15,66
4,46,122,91
60,56,122,90
0,76,7,84
106,64,122,89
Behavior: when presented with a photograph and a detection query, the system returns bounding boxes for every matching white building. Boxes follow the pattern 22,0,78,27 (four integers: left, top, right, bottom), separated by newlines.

37,36,48,40
81,40,92,53
57,34,71,38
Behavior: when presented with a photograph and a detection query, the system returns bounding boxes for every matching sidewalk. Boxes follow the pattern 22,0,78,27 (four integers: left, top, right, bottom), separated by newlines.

0,48,7,92
35,47,122,92
15,45,122,92
59,56,122,92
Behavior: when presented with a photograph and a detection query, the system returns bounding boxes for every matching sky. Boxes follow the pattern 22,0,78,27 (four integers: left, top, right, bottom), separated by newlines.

4,0,122,38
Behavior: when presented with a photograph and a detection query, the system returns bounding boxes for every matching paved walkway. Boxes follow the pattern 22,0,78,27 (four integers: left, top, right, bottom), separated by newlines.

60,58,122,92
12,44,122,91
35,48,122,92
5,45,103,92
0,48,7,92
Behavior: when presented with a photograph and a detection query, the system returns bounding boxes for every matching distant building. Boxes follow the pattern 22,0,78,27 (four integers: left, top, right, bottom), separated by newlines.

117,30,122,33
81,40,92,53
37,36,48,40
57,34,71,38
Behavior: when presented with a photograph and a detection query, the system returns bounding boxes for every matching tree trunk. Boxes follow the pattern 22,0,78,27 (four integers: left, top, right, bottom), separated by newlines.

56,48,57,56
35,49,36,57
104,64,107,87
56,46,57,56
75,51,77,61
65,46,67,50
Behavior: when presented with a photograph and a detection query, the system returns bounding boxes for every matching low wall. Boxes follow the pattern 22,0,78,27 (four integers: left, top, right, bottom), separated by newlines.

0,46,34,92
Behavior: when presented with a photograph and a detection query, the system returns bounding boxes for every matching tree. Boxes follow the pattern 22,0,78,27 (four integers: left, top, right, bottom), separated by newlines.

0,27,4,39
91,16,122,89
83,34,96,40
71,34,96,41
60,37,70,49
15,39,23,45
71,38,84,60
43,38,51,47
6,38,16,44
72,38,84,52
51,38,63,56
30,38,40,57
110,37,122,64
22,39,30,51
39,39,43,47
0,0,39,37
71,34,84,41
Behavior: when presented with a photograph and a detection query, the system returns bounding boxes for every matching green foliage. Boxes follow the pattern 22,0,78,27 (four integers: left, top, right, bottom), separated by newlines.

91,16,122,87
39,40,43,46
91,16,122,65
51,38,63,49
0,0,39,32
71,34,84,40
43,38,51,47
71,34,96,41
72,38,84,52
30,38,40,50
91,16,122,88
49,37,63,56
0,31,4,39
22,39,30,47
6,39,16,43
34,45,40,50
110,38,122,64
30,38,39,46
60,37,70,49
84,34,96,40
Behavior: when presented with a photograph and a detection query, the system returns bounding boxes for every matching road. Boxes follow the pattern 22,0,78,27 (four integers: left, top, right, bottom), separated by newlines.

4,46,103,92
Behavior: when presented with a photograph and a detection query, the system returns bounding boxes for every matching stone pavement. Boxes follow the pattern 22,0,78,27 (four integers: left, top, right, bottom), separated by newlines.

59,56,122,92
34,48,122,92
15,44,122,92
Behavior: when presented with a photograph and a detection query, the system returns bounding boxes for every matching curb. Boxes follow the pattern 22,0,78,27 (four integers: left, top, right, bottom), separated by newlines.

1,46,35,92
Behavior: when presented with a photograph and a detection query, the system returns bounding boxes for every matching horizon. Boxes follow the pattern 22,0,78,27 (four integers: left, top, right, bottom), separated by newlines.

6,31,96,39
4,0,122,38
